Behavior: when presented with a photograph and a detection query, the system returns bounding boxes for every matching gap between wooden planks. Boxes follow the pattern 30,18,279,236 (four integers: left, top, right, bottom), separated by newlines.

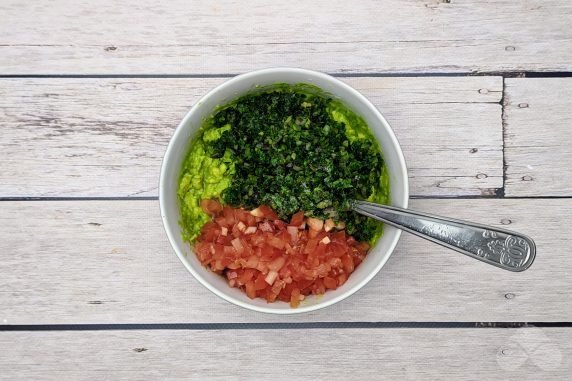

0,198,569,325
0,76,502,197
0,328,570,380
0,0,571,74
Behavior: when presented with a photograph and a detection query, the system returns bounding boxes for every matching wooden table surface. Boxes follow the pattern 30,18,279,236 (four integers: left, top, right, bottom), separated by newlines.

1,1,571,379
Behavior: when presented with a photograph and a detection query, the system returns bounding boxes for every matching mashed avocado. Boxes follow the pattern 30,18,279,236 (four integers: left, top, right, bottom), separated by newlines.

177,124,234,241
178,84,389,244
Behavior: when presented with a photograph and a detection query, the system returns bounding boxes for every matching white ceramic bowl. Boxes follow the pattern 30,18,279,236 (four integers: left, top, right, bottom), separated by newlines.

160,68,409,314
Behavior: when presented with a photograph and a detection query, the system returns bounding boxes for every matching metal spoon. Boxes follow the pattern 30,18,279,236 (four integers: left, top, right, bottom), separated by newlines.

352,200,536,272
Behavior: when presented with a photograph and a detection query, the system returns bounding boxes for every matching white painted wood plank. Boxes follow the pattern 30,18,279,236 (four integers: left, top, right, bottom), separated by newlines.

505,78,572,196
0,77,502,197
0,199,568,324
0,328,570,380
0,0,571,74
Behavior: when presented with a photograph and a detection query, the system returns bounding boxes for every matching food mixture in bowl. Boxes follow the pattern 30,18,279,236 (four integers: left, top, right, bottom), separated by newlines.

178,84,389,307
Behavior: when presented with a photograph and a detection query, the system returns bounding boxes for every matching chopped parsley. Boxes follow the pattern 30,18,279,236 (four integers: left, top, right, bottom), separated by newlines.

194,85,388,242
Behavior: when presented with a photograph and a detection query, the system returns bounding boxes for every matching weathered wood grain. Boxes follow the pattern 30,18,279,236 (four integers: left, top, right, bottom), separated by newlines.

0,198,568,324
0,77,502,197
0,0,571,74
0,328,569,380
504,78,572,196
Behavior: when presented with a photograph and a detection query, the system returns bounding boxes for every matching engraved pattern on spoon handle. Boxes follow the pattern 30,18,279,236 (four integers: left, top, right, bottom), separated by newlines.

353,201,536,272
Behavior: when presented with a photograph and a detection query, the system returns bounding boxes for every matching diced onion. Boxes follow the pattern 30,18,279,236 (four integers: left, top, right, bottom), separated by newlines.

265,270,278,285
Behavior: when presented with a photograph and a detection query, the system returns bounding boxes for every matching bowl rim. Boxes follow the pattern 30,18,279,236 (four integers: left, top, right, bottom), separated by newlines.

159,67,409,314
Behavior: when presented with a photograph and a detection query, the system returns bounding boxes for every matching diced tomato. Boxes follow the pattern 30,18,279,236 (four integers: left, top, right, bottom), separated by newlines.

271,279,285,295
329,242,347,257
274,220,287,231
290,211,305,226
258,205,279,220
244,255,259,269
259,221,274,232
256,260,267,274
332,230,346,243
226,271,238,280
200,221,219,241
220,257,233,268
312,278,325,295
215,216,228,228
230,237,244,254
250,233,266,247
268,235,286,250
328,257,342,269
265,290,278,303
215,234,227,245
245,281,256,299
238,268,256,285
213,244,225,260
240,214,254,227
241,239,253,257
194,241,212,263
315,263,330,277
268,256,285,272
304,238,319,254
308,228,320,238
297,279,313,292
234,208,250,223
192,203,371,308
286,226,299,243
313,242,327,258
223,245,235,256
254,273,268,290
223,206,236,225
342,254,355,273
323,276,338,290
259,243,277,262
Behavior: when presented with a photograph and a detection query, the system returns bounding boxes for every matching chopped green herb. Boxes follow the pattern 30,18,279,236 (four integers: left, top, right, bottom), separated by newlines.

191,84,388,242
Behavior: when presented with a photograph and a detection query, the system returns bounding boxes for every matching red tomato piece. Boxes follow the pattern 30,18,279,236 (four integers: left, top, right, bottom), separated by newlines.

259,221,274,232
194,241,212,263
230,238,245,254
323,276,338,290
274,219,287,231
244,255,259,269
268,235,286,250
304,238,319,254
290,211,305,227
238,268,255,285
258,205,279,220
245,281,256,299
254,273,268,290
342,254,355,273
286,226,299,243
267,256,286,272
223,207,236,225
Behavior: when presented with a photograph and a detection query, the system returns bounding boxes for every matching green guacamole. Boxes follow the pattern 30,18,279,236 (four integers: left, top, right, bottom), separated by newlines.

177,125,235,242
178,84,389,244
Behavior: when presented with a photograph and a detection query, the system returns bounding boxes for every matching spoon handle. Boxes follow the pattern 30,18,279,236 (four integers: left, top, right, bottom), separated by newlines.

353,200,536,272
